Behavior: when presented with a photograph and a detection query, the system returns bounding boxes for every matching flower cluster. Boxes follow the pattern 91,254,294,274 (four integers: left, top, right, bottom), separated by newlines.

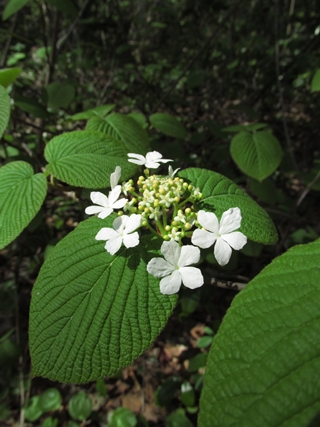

85,150,247,295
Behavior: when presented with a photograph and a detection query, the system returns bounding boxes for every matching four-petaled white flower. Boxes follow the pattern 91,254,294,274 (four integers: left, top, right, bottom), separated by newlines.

85,166,127,219
128,151,173,169
95,214,142,255
147,240,204,295
191,208,247,266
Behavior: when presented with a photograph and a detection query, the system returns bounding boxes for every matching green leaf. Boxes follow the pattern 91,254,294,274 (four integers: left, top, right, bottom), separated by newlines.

0,67,22,87
44,130,138,188
127,112,148,129
230,130,283,181
14,95,50,118
25,396,43,422
155,377,180,407
86,113,149,153
311,69,320,92
68,392,92,421
149,113,187,139
38,388,61,412
249,177,277,205
178,168,278,245
109,407,137,427
29,216,177,383
42,417,58,427
0,86,10,138
44,82,75,109
2,0,29,20
188,353,207,372
0,161,47,250
166,408,193,427
223,123,268,133
180,382,195,407
45,0,77,17
199,238,320,427
70,104,116,120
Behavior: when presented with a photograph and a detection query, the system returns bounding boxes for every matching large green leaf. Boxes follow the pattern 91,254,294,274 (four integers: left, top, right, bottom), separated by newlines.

44,82,75,109
230,130,283,181
29,216,177,383
70,104,116,121
199,238,320,427
179,168,277,244
0,86,10,138
44,130,138,188
150,113,187,139
86,113,149,154
0,67,22,88
311,69,320,92
2,0,29,20
0,161,47,249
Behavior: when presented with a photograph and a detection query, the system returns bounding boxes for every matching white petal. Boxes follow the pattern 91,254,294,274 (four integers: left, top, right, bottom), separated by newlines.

145,151,162,161
97,207,113,219
197,210,219,233
110,166,121,189
168,165,180,178
160,240,181,266
147,257,175,278
112,198,127,209
90,191,109,207
159,270,182,295
108,186,122,205
222,231,247,250
124,214,141,234
127,153,146,165
106,236,123,255
219,207,242,234
214,237,232,266
178,245,200,267
123,232,140,248
145,161,160,169
191,229,217,249
179,267,204,289
113,215,128,232
95,227,118,241
85,205,104,215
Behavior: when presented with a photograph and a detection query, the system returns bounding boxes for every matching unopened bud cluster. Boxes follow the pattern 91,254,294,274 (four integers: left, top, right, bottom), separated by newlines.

122,171,202,242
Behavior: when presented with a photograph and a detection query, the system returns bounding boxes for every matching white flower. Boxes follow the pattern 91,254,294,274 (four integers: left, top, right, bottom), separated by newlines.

85,187,127,219
110,166,121,189
191,208,247,266
168,165,180,178
95,214,142,255
128,151,173,169
147,240,204,295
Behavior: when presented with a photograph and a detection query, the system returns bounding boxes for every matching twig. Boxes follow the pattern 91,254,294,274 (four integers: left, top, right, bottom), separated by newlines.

57,0,91,51
286,0,296,36
13,253,26,427
296,169,320,207
211,278,247,291
274,0,298,172
150,0,246,114
1,13,18,67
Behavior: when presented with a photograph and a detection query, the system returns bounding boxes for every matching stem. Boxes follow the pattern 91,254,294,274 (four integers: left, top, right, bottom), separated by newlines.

162,206,167,227
155,219,166,236
176,196,193,210
144,221,160,238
